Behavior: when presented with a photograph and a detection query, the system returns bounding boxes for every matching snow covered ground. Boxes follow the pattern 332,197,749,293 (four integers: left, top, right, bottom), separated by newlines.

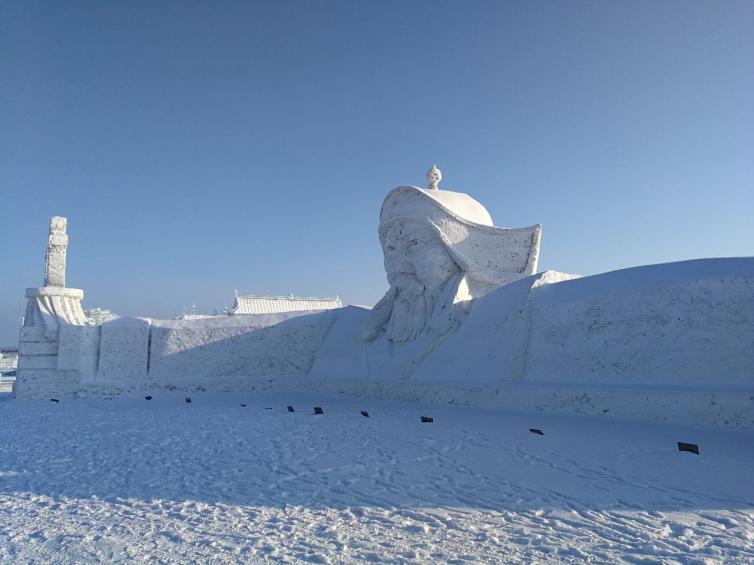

1,390,753,563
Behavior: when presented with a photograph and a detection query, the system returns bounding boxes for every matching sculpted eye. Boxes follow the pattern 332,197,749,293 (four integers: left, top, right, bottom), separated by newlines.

386,245,395,252
409,239,419,246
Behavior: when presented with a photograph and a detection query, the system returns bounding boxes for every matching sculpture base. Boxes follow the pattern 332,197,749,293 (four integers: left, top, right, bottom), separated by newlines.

25,286,84,300
24,286,86,327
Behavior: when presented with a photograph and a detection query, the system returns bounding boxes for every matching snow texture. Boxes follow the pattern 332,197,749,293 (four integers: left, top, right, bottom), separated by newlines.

43,216,68,288
97,318,151,381
1,391,752,563
147,313,325,381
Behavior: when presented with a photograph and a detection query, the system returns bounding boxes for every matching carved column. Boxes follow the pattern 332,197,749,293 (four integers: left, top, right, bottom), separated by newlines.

44,216,68,287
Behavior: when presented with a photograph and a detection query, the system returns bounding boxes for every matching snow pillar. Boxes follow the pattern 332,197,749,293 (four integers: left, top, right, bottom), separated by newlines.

44,216,68,287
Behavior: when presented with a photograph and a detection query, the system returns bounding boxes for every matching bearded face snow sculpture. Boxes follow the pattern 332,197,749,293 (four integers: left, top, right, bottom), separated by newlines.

363,178,542,343
373,220,461,342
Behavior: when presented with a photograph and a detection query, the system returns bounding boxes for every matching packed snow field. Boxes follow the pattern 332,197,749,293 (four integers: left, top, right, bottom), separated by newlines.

1,391,753,563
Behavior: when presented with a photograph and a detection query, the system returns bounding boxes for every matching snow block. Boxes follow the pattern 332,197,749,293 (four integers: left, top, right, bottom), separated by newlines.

17,340,58,356
18,355,58,370
97,317,150,381
525,259,754,387
58,325,100,376
148,313,325,381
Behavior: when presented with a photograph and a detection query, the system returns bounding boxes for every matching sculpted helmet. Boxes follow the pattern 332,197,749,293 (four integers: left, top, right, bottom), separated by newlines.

379,168,541,290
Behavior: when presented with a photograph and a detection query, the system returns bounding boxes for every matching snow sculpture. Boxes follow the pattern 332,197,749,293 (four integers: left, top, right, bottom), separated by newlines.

15,217,88,397
363,166,541,342
10,175,754,430
23,216,87,334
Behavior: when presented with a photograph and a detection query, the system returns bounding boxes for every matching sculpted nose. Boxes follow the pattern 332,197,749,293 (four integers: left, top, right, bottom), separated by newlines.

385,253,412,273
397,259,414,274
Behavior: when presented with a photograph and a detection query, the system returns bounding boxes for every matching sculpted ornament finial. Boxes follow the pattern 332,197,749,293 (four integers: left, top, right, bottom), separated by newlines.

426,164,442,190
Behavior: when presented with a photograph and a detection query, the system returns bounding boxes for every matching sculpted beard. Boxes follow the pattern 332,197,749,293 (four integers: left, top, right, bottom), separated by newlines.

363,272,439,343
387,272,435,343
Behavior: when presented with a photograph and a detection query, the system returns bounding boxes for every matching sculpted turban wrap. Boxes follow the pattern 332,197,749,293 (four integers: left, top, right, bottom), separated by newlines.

364,185,541,342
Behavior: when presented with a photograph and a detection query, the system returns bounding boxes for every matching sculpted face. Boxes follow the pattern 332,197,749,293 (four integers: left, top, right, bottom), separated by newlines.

359,220,461,342
383,221,458,294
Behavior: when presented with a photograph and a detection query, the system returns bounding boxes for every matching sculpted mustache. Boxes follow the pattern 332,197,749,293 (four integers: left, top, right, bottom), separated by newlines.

390,273,425,298
390,272,424,287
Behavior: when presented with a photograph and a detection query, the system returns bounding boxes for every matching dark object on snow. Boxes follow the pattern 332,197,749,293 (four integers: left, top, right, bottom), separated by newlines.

529,428,544,435
314,406,324,415
240,403,247,407
287,405,295,412
361,410,370,418
144,396,153,400
50,398,59,403
678,441,699,455
421,416,433,423
185,397,192,404
264,407,273,410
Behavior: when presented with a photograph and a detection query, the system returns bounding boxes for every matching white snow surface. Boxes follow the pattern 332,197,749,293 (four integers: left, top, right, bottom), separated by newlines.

1,390,753,563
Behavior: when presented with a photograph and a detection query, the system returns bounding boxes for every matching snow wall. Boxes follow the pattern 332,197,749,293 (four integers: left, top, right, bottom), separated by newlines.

13,257,754,429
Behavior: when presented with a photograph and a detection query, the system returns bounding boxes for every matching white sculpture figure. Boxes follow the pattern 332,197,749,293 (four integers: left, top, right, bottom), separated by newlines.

363,170,541,343
44,216,68,287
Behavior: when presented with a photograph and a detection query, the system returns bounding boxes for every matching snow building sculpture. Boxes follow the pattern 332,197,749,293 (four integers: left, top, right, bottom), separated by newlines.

363,165,540,342
230,293,342,315
84,307,118,325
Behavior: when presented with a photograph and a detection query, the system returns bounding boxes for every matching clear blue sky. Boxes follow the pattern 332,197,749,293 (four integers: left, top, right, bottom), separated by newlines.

1,1,753,345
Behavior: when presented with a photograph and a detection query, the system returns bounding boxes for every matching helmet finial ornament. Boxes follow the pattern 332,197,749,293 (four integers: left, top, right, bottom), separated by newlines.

426,164,442,190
